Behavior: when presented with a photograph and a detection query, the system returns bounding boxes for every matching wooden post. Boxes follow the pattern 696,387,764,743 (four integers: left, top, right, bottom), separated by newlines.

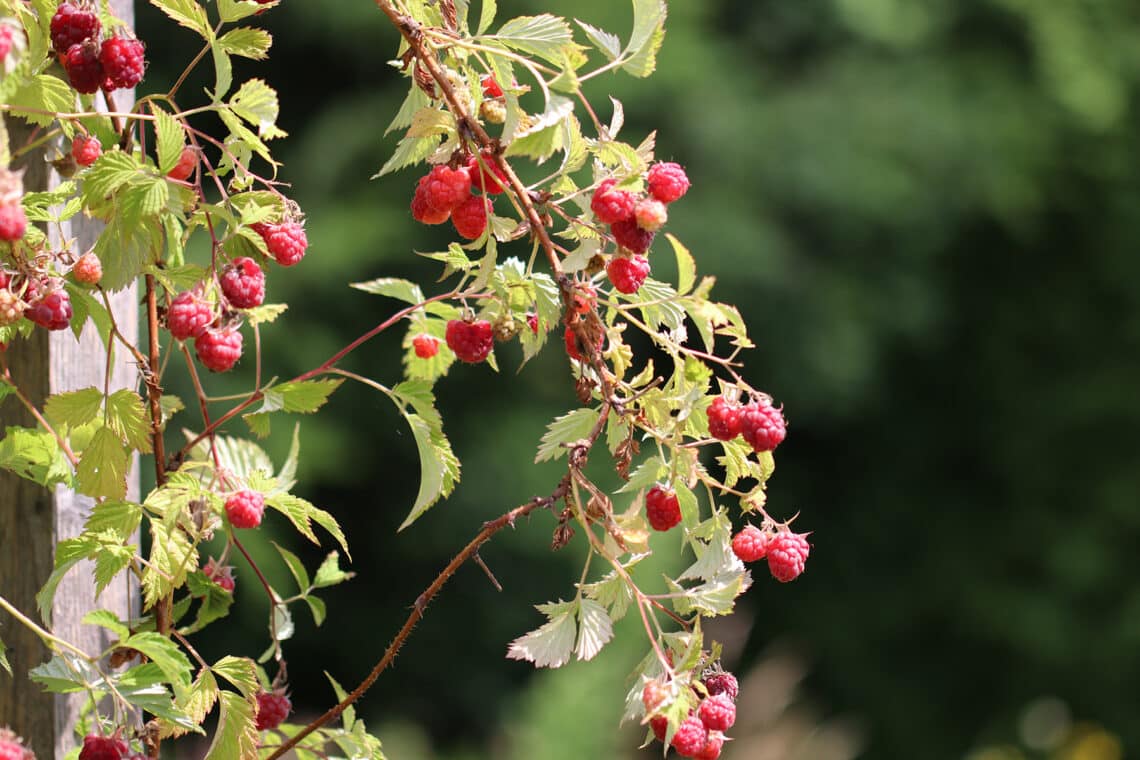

0,3,137,757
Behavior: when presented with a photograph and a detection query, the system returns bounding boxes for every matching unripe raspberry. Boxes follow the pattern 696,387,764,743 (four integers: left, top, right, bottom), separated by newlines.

610,217,654,254
0,727,32,760
166,290,215,341
695,732,724,760
739,398,786,452
731,525,769,563
649,716,668,743
412,333,440,358
422,164,472,213
647,161,691,204
480,99,506,124
634,197,668,232
195,326,243,372
698,694,736,731
78,734,128,760
72,252,102,284
466,152,507,195
445,318,493,363
606,253,650,294
706,396,742,441
254,221,308,267
255,690,291,731
51,2,101,54
563,324,582,361
767,530,810,582
224,489,264,529
642,680,671,715
100,35,145,90
671,715,709,758
26,289,72,331
71,134,102,167
219,256,265,309
202,557,235,593
166,146,197,182
0,203,27,242
452,194,491,240
590,179,636,225
0,289,24,326
646,485,681,532
703,672,739,701
63,40,103,94
481,75,503,98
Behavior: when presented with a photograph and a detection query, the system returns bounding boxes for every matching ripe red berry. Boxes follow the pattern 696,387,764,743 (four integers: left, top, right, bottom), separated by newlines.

78,734,129,760
451,194,491,240
671,715,709,758
703,672,739,701
166,146,197,182
731,525,770,563
0,728,31,760
445,318,493,363
767,530,810,582
51,2,101,55
481,75,503,98
466,152,507,195
422,165,472,214
649,715,668,743
411,177,450,224
590,179,636,225
739,398,786,452
100,35,145,90
255,690,291,731
635,197,669,232
219,257,265,309
610,217,655,254
0,28,13,63
412,333,440,358
224,489,264,529
563,324,582,361
203,557,235,593
698,694,736,732
26,289,72,331
71,134,102,166
254,221,308,267
706,397,742,441
647,161,691,204
63,41,104,94
166,290,214,341
0,203,27,242
72,252,103,284
195,326,243,372
694,732,724,760
526,312,538,334
606,253,650,294
646,485,682,532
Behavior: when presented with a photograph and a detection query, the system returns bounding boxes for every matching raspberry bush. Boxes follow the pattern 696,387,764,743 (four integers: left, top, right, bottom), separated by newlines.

0,0,813,757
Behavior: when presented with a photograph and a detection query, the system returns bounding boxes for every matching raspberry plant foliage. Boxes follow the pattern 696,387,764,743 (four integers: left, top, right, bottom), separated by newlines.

0,0,812,757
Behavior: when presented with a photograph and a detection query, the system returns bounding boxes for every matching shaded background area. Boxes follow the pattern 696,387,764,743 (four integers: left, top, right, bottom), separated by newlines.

136,1,1140,758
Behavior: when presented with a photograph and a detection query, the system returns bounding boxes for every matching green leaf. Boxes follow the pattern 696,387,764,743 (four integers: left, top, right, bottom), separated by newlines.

212,46,233,99
218,27,272,60
581,569,634,622
303,595,326,627
397,413,460,531
622,0,668,78
257,379,343,415
123,632,195,698
0,636,9,675
8,74,75,127
385,85,431,136
265,493,350,557
203,690,258,760
76,426,129,500
37,536,97,625
186,434,274,482
576,20,621,61
65,282,112,345
217,0,266,23
574,599,613,662
374,133,440,178
272,542,310,592
666,233,696,296
148,0,211,37
325,672,355,730
668,571,748,618
493,14,580,65
153,106,186,175
93,541,135,598
81,151,143,205
105,389,152,453
229,79,284,139
244,302,287,325
535,407,600,463
506,600,578,669
616,455,666,494
211,656,258,699
117,663,199,731
0,427,71,489
142,521,195,609
43,387,103,429
29,654,97,693
82,609,130,638
477,0,497,34
313,551,355,589
349,277,425,304
178,669,219,734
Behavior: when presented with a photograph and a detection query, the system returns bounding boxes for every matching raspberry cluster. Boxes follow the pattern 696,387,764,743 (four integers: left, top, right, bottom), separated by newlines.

51,2,146,95
706,393,786,452
643,668,740,759
732,523,811,582
410,155,503,240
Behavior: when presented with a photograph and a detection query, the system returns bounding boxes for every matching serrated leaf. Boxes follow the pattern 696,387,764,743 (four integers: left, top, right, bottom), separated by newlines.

350,277,425,304
29,654,97,693
374,133,438,177
44,387,103,429
622,0,667,78
666,233,696,296
679,520,740,583
123,632,195,699
37,537,97,625
582,569,635,622
148,0,211,37
212,46,233,98
203,690,258,760
105,389,152,453
82,609,130,638
272,602,294,643
142,521,195,610
0,636,9,675
397,413,460,530
8,74,75,127
506,600,578,669
535,407,600,463
494,14,579,65
385,84,431,136
244,303,287,325
574,599,613,661
211,656,258,699
81,151,142,206
76,426,129,500
313,551,354,589
616,455,666,493
186,433,273,482
153,107,185,175
304,595,326,627
229,79,283,139
577,20,621,61
265,493,350,557
175,669,219,738
325,672,355,730
257,379,343,415
218,27,272,60
272,542,310,592
668,570,750,618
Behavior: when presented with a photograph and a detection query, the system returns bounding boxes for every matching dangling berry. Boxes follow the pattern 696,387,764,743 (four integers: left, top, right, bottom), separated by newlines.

412,333,440,358
564,324,582,361
481,75,503,98
63,40,103,94
72,252,103,284
695,733,725,760
78,734,128,760
706,396,742,441
698,694,736,732
731,525,770,563
255,690,292,731
445,318,493,363
0,289,24,326
634,197,669,232
253,221,308,267
100,35,145,90
703,672,739,701
71,134,102,167
50,2,101,55
610,217,655,254
166,146,197,182
671,715,709,758
606,254,650,294
647,161,691,204
590,179,636,225
0,203,27,242
219,257,265,309
195,326,243,372
739,398,786,452
411,176,450,224
26,289,72,331
466,152,507,195
649,716,668,743
166,290,214,341
645,485,682,532
224,489,264,529
767,530,810,582
203,557,235,593
0,727,32,760
451,194,491,240
422,165,472,214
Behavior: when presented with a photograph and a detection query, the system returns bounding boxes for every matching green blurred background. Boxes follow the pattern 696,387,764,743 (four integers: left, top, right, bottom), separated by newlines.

136,1,1140,758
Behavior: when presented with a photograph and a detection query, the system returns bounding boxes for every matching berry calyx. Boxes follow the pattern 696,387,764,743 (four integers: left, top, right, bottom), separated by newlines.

647,161,691,204
78,734,128,760
50,2,101,55
445,318,493,364
224,489,264,529
26,289,72,331
100,35,145,90
706,396,742,441
703,672,739,701
731,525,770,563
203,557,235,593
606,253,650,294
0,728,32,760
466,152,507,195
645,485,682,532
0,203,27,242
219,257,266,309
767,530,810,582
698,694,736,732
253,221,308,267
63,40,103,94
255,690,292,731
610,217,655,254
194,326,243,372
422,164,472,213
412,333,440,358
451,194,491,240
739,398,786,452
481,75,503,98
671,715,709,758
71,134,102,167
695,732,724,760
166,146,197,182
590,179,636,225
166,290,215,341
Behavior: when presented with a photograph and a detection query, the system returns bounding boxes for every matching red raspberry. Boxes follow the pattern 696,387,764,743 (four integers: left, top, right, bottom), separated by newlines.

411,177,450,224
255,690,291,731
63,41,104,94
767,530,810,582
610,217,655,254
466,152,507,195
739,398,786,452
645,485,681,532
635,197,668,232
0,28,11,63
606,254,650,294
100,35,145,91
422,165,471,213
706,397,742,441
649,716,668,743
166,146,197,182
694,733,724,760
219,257,265,309
481,75,503,98
0,203,27,242
671,715,709,758
445,318,493,363
590,179,636,224
451,194,491,240
51,2,101,55
78,734,128,760
526,312,538,334
570,282,596,314
563,324,582,361
698,694,736,731
731,525,769,563
703,672,739,701
72,252,102,284
0,728,31,760
195,326,243,372
26,289,72,330
224,488,264,529
71,134,102,166
254,221,307,267
0,289,25,326
203,557,235,593
166,290,214,341
412,333,440,358
647,161,691,204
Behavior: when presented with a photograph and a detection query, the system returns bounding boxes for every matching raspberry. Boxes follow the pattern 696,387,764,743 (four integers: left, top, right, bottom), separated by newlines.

0,728,31,760
72,252,103,284
411,177,450,224
610,217,655,254
480,99,506,125
694,733,724,760
166,146,197,182
0,203,26,242
642,680,670,715
526,312,538,334
570,282,597,314
100,35,145,91
224,489,264,529
739,398,786,452
767,530,810,582
78,734,128,760
51,2,101,55
219,257,265,309
590,179,636,224
671,715,709,758
254,221,307,267
422,164,472,213
0,27,11,63
647,161,691,204
606,254,650,294
255,690,291,731
481,75,503,98
195,326,243,372
71,134,102,167
731,525,769,563
166,290,215,341
703,672,739,701
0,289,24,326
646,485,681,532
634,197,668,232
563,324,582,361
445,318,493,363
412,333,440,358
649,716,668,743
26,289,72,331
203,557,235,593
451,194,491,240
698,694,736,731
63,41,104,94
466,152,507,195
706,397,742,441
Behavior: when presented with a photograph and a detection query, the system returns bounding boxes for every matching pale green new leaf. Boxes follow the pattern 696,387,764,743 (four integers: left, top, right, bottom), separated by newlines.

265,493,350,556
203,691,258,760
535,407,600,462
258,379,343,415
8,74,75,126
212,47,233,99
148,0,211,37
666,233,696,296
153,106,185,175
178,669,219,734
622,0,667,78
229,79,284,138
82,609,130,638
616,455,666,494
218,27,272,60
384,85,431,136
506,600,578,668
669,570,750,618
493,14,581,66
211,656,258,699
43,387,103,429
576,20,621,61
325,672,355,730
679,520,740,583
105,389,152,453
76,426,129,500
374,133,438,177
574,599,614,661
350,277,424,304
313,551,355,589
581,569,634,622
81,151,142,204
217,0,266,24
